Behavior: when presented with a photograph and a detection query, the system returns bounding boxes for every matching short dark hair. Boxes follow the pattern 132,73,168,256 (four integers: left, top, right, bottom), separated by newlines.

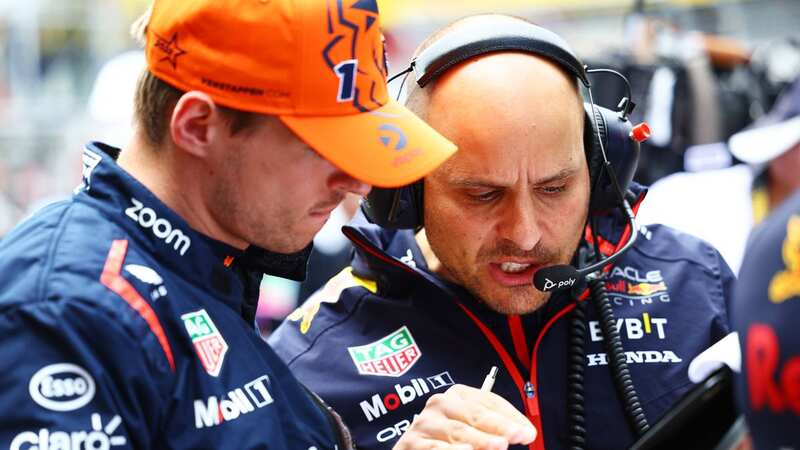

130,6,261,147
133,70,262,147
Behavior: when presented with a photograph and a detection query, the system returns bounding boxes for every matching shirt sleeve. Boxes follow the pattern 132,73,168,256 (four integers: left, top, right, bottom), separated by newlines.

712,247,736,343
0,296,171,450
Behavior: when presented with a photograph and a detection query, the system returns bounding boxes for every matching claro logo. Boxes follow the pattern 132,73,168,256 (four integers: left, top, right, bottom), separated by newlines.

125,198,191,255
11,413,126,450
29,363,96,412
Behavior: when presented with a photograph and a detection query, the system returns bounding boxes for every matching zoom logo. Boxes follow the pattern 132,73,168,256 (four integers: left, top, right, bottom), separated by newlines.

125,198,191,255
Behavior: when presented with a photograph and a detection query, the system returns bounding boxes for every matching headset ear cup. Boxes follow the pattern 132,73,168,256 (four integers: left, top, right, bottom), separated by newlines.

584,104,639,214
584,110,605,205
361,180,425,230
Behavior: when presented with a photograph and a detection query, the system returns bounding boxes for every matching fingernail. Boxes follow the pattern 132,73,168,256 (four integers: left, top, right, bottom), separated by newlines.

509,426,537,444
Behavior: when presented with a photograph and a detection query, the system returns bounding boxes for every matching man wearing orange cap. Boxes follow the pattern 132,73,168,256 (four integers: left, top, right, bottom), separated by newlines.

0,1,537,449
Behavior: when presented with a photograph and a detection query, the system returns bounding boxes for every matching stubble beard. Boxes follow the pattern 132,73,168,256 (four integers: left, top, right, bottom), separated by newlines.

441,262,552,315
431,236,583,316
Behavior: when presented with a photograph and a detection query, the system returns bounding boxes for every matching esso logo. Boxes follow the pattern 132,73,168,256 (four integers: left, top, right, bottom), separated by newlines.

28,363,96,411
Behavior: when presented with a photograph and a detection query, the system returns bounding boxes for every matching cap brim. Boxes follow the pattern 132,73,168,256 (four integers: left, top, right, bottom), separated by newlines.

729,115,800,164
280,100,456,188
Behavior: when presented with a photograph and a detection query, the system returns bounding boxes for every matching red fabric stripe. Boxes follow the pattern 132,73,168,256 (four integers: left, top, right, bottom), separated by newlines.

529,303,576,403
508,315,531,372
584,193,646,257
344,229,417,276
100,240,176,371
456,303,526,394
456,304,542,450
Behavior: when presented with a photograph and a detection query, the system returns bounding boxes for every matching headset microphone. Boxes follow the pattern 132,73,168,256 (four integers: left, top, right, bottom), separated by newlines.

369,19,655,445
532,198,640,293
533,265,580,292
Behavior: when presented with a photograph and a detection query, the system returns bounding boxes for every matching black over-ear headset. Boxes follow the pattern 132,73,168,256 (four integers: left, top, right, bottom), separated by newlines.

362,20,656,445
361,17,651,293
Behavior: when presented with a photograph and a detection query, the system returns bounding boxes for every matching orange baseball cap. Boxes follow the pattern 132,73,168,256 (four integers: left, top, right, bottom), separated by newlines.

144,0,456,188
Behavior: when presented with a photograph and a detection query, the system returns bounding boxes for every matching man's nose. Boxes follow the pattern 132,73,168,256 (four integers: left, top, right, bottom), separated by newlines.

328,170,372,197
499,196,542,251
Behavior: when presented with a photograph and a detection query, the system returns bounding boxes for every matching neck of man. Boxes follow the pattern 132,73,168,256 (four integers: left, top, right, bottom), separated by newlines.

118,132,249,250
768,175,795,209
415,229,442,273
767,145,800,210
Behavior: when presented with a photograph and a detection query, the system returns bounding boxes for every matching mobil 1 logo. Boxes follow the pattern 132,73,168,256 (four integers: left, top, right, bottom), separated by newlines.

360,371,455,422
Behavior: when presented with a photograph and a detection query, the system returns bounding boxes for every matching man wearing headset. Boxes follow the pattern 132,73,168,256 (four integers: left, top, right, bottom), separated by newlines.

270,14,734,450
0,2,546,450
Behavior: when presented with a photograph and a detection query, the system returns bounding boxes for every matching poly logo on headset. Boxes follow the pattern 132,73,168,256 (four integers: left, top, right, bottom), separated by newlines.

540,277,577,292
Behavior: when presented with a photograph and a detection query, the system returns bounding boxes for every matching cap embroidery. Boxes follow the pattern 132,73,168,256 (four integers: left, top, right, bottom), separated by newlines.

154,32,187,70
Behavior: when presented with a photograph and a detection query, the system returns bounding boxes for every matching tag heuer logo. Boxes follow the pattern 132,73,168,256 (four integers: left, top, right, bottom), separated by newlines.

348,326,421,377
182,309,228,377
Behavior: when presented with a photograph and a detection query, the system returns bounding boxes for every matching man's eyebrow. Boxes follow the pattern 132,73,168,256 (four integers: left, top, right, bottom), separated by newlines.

533,167,578,185
450,167,579,189
449,178,505,189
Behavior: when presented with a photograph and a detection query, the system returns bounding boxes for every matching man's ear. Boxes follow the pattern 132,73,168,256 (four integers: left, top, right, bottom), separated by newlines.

169,91,226,158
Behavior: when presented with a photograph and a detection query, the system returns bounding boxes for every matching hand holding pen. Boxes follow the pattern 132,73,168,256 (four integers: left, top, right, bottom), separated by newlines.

392,366,537,450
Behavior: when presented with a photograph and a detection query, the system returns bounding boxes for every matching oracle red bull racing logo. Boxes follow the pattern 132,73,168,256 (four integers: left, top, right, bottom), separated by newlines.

348,326,421,377
605,266,672,308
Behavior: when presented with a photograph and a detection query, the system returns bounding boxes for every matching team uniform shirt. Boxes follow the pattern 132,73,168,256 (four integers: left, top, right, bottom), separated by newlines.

269,187,734,450
0,143,349,450
733,190,800,450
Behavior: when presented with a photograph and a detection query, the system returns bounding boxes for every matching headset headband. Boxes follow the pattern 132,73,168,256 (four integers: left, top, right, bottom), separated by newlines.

412,20,590,88
365,17,647,231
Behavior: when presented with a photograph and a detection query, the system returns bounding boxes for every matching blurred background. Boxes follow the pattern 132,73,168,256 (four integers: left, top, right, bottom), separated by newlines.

1,0,799,335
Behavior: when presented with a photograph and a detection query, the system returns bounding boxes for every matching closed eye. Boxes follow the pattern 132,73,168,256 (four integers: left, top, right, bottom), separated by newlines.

468,190,501,203
539,184,567,194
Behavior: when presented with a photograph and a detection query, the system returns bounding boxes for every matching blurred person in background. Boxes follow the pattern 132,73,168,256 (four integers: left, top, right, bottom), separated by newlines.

0,1,550,449
731,189,800,450
87,49,146,149
270,14,734,450
638,76,800,273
